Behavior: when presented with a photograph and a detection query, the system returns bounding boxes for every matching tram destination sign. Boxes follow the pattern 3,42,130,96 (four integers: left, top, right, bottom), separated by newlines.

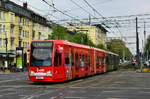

32,42,53,47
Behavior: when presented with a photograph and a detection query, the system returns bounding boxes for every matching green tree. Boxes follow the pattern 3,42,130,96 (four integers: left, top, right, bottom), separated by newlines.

48,24,67,40
68,32,95,47
144,36,150,59
96,43,107,50
107,39,132,60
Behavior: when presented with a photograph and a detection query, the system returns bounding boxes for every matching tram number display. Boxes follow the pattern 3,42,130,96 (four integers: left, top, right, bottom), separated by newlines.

32,42,53,47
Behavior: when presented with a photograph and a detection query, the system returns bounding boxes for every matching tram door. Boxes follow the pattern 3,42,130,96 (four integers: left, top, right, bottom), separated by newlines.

75,52,79,77
53,47,64,80
64,46,72,80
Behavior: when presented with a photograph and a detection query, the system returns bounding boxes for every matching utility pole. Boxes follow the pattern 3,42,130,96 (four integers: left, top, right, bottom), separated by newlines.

5,30,8,69
144,22,146,43
144,21,148,61
136,17,140,66
89,14,91,25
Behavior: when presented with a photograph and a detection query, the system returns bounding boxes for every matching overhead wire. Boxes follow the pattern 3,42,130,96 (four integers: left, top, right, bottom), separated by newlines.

82,0,120,36
64,0,114,14
69,0,118,36
70,0,94,17
42,0,81,21
83,0,126,40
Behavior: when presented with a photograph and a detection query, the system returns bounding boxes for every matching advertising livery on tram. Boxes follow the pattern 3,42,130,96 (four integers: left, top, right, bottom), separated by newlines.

28,40,119,82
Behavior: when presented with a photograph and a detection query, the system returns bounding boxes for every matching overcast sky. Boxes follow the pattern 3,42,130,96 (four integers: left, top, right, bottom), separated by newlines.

11,0,150,54
11,0,150,19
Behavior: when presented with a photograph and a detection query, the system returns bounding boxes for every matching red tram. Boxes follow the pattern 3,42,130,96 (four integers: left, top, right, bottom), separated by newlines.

28,40,119,82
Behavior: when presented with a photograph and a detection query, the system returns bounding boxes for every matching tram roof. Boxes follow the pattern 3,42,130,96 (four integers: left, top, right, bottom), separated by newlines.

31,40,106,53
107,51,119,56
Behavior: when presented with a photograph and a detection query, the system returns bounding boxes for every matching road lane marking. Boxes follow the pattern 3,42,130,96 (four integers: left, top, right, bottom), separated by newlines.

22,88,62,99
65,97,86,99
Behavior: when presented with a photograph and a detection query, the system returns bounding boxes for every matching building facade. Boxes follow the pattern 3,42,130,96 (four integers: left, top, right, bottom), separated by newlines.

67,24,107,46
0,0,52,68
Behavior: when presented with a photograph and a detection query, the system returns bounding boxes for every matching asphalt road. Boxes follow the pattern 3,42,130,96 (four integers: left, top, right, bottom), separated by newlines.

0,69,150,99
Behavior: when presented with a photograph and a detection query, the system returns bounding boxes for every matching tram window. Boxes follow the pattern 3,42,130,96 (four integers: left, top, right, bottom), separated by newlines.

75,53,79,69
99,56,102,66
103,57,106,64
113,56,115,65
109,55,111,65
71,53,74,66
80,55,84,67
106,55,109,65
110,55,113,65
83,55,85,66
96,56,99,67
65,53,71,66
101,57,103,65
108,55,110,65
87,55,90,66
96,56,102,67
85,55,88,67
54,51,62,66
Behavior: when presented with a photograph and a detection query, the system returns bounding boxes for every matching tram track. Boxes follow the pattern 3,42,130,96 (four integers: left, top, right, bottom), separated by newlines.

0,69,144,99
21,76,98,99
45,73,116,99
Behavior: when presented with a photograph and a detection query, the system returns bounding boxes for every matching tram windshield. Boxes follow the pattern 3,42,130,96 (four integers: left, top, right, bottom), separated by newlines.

30,41,53,66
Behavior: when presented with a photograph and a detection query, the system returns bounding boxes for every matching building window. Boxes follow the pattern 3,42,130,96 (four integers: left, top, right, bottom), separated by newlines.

19,29,22,39
0,38,2,47
32,31,35,40
26,19,29,26
3,25,5,34
48,28,52,35
27,42,29,48
19,17,23,25
10,26,14,37
38,32,41,40
0,11,2,19
27,31,29,38
10,38,14,49
3,38,6,47
10,13,14,22
0,25,5,34
0,11,5,20
0,25,6,34
0,24,2,34
3,12,5,20
19,41,22,47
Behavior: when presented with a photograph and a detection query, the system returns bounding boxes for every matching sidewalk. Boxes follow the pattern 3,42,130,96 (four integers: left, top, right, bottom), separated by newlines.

0,71,11,74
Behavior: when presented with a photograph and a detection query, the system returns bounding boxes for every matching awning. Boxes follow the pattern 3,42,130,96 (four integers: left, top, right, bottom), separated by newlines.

0,53,15,57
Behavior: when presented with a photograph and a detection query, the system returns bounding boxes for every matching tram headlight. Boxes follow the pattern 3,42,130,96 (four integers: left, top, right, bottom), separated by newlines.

46,71,52,76
30,71,35,76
